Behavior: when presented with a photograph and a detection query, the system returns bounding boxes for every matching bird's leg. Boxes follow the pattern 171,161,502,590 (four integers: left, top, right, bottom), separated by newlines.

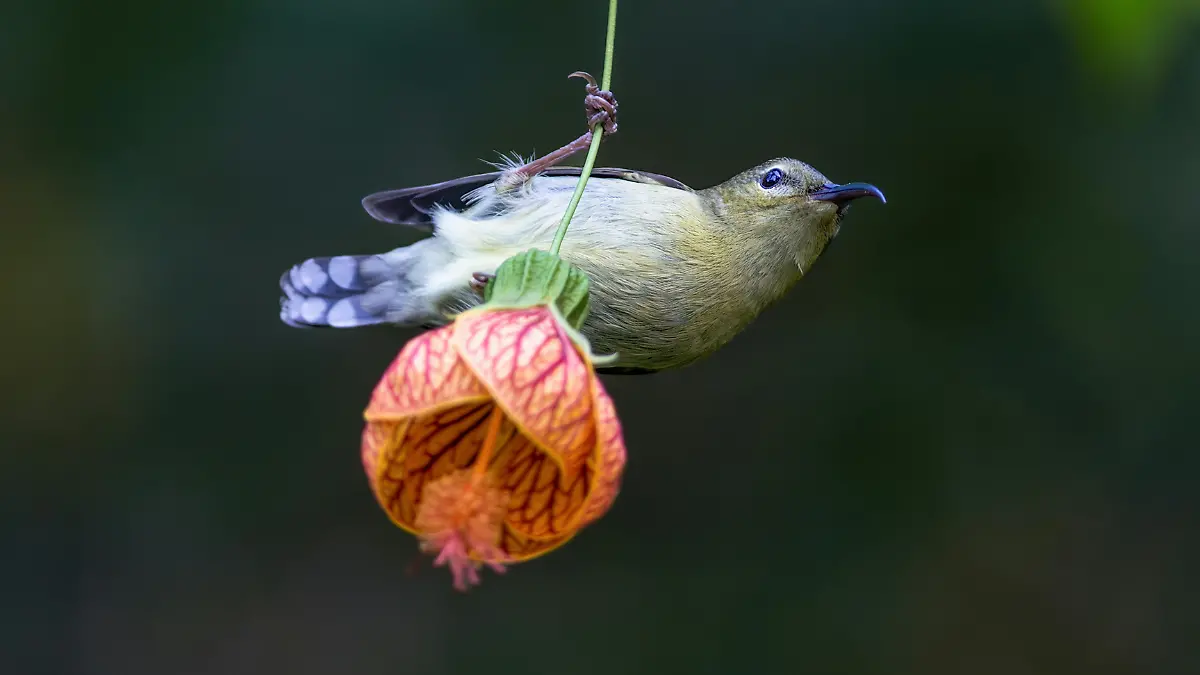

469,272,495,298
495,71,618,192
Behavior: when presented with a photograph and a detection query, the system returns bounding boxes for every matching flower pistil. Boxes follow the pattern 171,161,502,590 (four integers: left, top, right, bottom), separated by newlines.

412,405,511,591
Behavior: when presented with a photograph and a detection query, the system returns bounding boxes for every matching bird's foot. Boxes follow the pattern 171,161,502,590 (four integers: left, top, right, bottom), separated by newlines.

569,71,618,135
495,72,619,192
469,272,495,298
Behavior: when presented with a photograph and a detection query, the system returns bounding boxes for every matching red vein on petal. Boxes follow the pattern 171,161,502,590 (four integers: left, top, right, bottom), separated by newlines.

369,402,494,531
489,429,593,542
365,328,488,421
453,308,595,473
577,379,627,529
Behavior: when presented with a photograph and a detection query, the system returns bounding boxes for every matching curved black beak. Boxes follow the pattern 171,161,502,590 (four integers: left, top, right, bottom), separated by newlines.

810,182,886,206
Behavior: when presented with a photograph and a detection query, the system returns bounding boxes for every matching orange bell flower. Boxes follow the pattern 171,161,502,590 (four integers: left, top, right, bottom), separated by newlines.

361,263,627,590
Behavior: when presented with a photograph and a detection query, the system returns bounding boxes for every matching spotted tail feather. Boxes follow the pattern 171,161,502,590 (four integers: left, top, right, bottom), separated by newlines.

280,249,427,328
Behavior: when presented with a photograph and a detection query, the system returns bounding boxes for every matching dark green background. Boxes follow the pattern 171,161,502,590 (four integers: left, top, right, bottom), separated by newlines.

3,1,1198,673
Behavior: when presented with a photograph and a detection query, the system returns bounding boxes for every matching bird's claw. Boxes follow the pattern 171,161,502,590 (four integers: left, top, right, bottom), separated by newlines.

493,72,618,194
569,71,618,135
469,272,495,297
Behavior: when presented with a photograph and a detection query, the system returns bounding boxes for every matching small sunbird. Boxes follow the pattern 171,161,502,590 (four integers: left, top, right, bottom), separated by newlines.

279,74,885,373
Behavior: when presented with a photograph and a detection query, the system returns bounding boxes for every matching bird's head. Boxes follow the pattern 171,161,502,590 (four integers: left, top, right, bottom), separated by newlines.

705,157,885,274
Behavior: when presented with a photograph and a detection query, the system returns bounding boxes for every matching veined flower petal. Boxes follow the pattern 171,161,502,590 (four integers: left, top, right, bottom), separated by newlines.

577,379,627,529
492,433,588,543
487,418,620,561
372,401,503,532
364,327,490,422
451,307,596,474
361,415,406,493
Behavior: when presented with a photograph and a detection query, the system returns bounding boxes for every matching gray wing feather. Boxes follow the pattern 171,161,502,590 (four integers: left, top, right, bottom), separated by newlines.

361,167,693,229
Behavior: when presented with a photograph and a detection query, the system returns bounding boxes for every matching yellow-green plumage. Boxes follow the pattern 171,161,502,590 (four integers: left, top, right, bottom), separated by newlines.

279,158,883,373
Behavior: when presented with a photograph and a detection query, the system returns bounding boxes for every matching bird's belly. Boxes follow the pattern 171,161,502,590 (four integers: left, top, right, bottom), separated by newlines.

572,266,750,372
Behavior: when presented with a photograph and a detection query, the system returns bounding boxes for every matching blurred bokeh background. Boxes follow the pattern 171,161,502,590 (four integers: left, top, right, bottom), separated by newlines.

3,0,1198,673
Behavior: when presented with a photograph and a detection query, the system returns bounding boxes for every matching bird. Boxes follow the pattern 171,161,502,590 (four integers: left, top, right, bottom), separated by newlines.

278,75,885,374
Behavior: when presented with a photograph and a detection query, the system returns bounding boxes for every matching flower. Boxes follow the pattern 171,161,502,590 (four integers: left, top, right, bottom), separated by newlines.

361,301,627,591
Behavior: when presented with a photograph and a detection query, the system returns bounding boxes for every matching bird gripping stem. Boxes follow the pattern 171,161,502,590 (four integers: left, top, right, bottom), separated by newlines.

474,0,618,351
548,0,619,256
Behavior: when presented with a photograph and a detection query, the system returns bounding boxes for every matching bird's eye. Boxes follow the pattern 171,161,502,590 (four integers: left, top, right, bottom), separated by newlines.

760,168,785,189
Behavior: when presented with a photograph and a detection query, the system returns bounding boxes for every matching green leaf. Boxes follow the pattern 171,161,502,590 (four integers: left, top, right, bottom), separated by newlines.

483,249,591,330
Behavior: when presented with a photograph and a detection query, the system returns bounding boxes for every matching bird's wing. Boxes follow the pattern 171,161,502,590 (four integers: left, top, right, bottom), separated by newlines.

361,167,694,230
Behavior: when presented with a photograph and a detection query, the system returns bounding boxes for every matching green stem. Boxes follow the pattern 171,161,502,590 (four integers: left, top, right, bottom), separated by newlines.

549,0,618,256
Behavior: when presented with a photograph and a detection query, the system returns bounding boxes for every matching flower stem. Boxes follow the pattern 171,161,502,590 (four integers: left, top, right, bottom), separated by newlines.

548,0,618,257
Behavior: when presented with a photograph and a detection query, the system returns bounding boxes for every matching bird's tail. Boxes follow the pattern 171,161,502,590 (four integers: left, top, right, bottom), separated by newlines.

279,240,446,329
